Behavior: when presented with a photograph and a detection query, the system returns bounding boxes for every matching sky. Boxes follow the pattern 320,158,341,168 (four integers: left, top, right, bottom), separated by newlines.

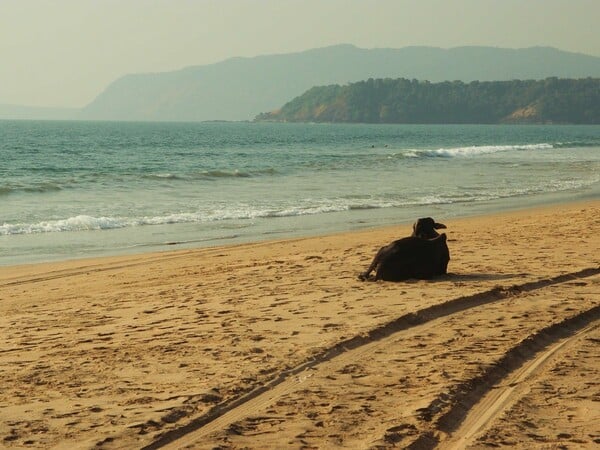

1,0,599,108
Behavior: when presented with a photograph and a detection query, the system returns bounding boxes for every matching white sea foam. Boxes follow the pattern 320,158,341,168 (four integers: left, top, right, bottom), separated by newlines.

5,170,599,239
0,215,127,235
404,143,554,158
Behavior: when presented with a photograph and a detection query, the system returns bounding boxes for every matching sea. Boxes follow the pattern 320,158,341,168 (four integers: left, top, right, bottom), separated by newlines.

1,120,599,266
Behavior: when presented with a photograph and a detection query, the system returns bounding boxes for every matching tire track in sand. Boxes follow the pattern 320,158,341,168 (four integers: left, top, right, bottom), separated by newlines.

142,267,599,450
407,305,600,449
443,322,598,450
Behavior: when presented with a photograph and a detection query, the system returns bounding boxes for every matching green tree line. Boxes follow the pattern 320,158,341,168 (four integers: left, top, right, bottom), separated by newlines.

255,78,600,124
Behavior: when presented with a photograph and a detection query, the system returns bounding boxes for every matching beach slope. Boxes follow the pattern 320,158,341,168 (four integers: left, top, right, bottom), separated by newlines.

1,201,599,449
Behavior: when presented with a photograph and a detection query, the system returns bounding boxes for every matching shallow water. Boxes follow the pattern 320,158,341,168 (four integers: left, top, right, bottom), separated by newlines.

1,121,599,265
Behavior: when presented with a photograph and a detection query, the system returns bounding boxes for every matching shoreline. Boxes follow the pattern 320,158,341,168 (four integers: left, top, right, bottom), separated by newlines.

1,199,599,448
2,195,598,272
3,120,599,269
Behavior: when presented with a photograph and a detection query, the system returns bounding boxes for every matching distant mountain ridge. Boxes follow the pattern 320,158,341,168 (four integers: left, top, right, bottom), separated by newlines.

3,44,600,122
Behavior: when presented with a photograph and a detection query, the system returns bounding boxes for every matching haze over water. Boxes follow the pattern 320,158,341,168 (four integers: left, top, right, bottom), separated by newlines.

1,121,599,266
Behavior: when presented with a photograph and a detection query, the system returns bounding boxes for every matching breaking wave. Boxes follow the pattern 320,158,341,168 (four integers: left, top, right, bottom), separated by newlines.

403,143,554,158
3,174,596,236
0,182,64,196
142,168,277,181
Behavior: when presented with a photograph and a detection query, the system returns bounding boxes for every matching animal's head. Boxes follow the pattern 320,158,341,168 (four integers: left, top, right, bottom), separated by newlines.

412,217,447,239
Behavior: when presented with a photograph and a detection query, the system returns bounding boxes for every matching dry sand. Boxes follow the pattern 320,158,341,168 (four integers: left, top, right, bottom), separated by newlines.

1,201,599,449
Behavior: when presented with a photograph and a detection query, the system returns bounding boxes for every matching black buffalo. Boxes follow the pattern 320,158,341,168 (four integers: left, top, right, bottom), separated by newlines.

359,218,450,281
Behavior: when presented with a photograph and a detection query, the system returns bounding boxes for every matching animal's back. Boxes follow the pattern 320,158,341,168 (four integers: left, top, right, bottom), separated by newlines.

376,234,449,281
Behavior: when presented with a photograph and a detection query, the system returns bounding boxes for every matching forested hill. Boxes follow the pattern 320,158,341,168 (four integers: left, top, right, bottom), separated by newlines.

255,78,600,124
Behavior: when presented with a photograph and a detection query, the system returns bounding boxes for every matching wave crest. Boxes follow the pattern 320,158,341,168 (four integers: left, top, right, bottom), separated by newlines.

2,174,597,236
0,182,64,196
403,143,554,158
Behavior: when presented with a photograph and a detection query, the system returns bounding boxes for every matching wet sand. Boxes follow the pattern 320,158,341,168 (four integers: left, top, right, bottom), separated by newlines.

1,201,599,449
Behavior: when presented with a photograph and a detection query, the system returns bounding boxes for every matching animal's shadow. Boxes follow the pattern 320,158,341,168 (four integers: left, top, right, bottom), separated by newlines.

363,272,524,283
435,272,526,283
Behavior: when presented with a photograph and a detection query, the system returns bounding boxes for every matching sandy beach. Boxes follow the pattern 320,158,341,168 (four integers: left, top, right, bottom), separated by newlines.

1,200,599,449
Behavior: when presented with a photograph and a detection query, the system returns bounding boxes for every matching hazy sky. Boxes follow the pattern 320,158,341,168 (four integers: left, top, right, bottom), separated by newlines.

1,0,598,108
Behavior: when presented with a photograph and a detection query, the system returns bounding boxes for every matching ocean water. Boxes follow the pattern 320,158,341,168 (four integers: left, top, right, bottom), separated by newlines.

1,121,599,266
